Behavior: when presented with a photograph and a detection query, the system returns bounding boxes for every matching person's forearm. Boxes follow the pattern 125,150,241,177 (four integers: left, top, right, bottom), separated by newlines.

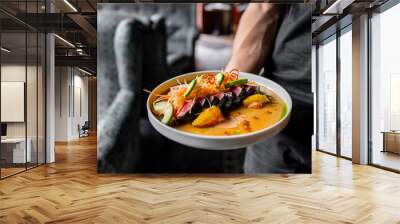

226,4,282,73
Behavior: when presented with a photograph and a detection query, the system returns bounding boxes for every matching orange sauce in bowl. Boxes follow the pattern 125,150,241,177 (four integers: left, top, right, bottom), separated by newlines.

176,92,286,136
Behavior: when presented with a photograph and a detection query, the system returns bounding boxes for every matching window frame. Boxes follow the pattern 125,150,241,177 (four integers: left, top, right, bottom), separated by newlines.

315,20,353,160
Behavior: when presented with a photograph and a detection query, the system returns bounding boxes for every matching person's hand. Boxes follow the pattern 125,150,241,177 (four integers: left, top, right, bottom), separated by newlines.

225,3,282,73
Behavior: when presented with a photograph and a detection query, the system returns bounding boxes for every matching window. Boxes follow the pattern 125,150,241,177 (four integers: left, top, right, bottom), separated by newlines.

339,27,352,158
317,36,337,154
370,2,400,171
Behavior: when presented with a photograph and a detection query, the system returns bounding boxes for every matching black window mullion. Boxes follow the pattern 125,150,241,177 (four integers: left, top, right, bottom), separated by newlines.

36,0,39,168
315,44,320,151
367,11,373,165
336,26,341,157
25,0,28,171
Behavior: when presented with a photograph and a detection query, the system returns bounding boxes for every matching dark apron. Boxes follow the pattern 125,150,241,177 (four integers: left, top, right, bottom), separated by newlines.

244,4,313,173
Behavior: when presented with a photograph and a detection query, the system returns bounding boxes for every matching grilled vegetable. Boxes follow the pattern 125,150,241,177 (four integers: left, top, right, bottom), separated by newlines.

191,102,203,116
219,92,234,114
153,101,168,115
225,78,248,88
161,102,174,124
231,86,245,105
192,106,224,127
243,94,270,109
244,85,257,96
198,98,207,107
184,78,196,97
210,94,222,106
215,72,224,87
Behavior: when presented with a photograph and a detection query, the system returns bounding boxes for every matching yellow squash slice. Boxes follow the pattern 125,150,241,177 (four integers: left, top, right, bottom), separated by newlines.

243,94,270,109
192,106,224,127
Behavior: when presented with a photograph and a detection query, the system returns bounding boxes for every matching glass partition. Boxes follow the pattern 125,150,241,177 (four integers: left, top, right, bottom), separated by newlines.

0,1,46,179
317,35,337,154
28,0,38,170
27,30,38,169
1,31,28,177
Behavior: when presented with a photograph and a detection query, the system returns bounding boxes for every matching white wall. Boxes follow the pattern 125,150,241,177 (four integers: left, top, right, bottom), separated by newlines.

1,66,26,139
1,63,46,164
54,66,89,141
1,82,25,122
1,65,40,138
70,73,89,139
74,73,89,132
55,66,69,141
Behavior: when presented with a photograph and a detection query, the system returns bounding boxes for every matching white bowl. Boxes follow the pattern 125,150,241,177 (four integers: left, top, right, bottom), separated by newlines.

147,71,292,150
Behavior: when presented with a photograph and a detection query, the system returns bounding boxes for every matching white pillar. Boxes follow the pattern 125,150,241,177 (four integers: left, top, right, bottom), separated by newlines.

352,14,369,164
46,33,55,163
45,0,56,163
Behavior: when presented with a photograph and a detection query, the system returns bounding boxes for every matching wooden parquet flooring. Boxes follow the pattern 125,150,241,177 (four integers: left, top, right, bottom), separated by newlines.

1,135,400,223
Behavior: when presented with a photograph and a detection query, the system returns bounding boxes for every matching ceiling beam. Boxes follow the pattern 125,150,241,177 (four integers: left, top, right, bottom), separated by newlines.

55,55,96,71
67,13,97,47
322,0,356,15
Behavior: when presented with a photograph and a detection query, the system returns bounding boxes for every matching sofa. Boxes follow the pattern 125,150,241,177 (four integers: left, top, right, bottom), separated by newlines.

97,5,169,172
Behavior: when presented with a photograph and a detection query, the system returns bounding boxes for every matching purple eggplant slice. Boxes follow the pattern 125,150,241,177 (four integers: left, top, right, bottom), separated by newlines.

208,95,219,106
231,86,246,105
244,85,257,96
199,98,207,107
219,92,235,114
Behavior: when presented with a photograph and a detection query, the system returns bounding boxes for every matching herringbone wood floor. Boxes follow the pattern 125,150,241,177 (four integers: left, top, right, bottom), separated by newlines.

1,135,400,224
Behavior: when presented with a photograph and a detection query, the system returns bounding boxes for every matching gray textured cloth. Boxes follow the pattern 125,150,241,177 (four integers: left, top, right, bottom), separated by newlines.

97,4,200,173
98,18,143,172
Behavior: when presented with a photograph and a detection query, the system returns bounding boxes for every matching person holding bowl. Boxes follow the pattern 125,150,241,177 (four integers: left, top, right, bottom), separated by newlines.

225,3,313,173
